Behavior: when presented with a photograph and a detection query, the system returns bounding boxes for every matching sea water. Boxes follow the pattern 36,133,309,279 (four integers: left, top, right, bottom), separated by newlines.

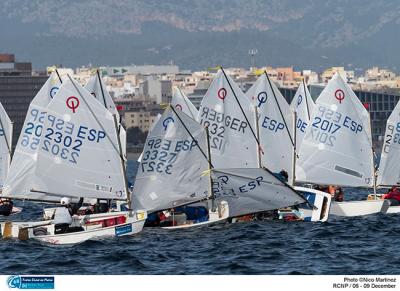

0,160,398,275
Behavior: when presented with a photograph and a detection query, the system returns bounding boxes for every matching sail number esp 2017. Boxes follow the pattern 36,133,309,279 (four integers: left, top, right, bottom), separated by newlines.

310,105,363,147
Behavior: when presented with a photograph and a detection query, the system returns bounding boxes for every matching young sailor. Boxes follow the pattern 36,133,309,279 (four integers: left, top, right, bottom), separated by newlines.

53,197,84,234
0,198,13,216
383,187,400,206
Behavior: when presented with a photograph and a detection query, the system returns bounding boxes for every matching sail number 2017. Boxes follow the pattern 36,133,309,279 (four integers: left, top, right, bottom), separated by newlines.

311,105,363,147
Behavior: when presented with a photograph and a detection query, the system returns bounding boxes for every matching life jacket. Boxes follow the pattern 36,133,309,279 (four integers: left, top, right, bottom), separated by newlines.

384,190,400,202
53,207,73,225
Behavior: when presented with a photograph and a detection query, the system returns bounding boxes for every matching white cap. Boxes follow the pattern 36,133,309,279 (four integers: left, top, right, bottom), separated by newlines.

60,197,71,205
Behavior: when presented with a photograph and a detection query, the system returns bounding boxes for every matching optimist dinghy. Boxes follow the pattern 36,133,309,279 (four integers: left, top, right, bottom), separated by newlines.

1,76,146,244
366,94,400,214
133,106,229,229
296,73,386,217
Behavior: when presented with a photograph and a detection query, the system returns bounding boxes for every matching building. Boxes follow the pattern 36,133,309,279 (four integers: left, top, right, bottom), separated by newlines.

102,65,179,77
188,80,211,108
0,54,47,147
124,111,160,133
139,76,172,104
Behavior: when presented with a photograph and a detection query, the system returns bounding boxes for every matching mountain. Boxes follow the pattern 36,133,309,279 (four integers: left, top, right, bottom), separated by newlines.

1,0,400,72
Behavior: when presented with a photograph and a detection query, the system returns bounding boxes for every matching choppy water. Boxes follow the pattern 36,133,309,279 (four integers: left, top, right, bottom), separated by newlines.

1,161,399,275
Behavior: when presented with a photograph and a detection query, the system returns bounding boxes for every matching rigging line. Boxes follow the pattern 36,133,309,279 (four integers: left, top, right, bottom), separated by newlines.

67,75,123,159
96,69,108,109
0,112,11,156
170,105,214,169
55,69,63,84
302,79,311,121
220,67,260,146
177,87,196,120
264,71,295,148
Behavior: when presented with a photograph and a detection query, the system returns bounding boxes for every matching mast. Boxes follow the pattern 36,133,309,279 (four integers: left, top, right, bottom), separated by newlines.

302,79,311,121
113,114,131,213
254,106,262,168
291,111,297,186
96,69,108,108
205,126,215,211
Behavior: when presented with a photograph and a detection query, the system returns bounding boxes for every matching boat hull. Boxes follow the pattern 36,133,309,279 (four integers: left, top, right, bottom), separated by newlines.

1,210,146,243
329,200,388,217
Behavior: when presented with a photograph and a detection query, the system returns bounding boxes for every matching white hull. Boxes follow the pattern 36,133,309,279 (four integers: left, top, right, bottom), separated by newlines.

329,200,388,217
1,210,146,243
31,216,145,245
386,206,400,214
161,201,229,230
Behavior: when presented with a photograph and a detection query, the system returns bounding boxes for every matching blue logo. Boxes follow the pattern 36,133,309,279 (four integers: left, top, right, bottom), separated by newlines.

162,117,174,130
297,94,303,106
257,91,267,108
7,276,54,289
49,87,59,99
115,223,132,236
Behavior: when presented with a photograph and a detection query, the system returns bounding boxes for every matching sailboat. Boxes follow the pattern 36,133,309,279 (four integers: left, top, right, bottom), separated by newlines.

1,76,146,244
0,102,20,215
246,73,330,221
170,86,199,120
197,68,259,169
42,70,127,218
296,73,387,217
369,97,400,214
290,79,315,151
133,105,230,228
246,72,295,182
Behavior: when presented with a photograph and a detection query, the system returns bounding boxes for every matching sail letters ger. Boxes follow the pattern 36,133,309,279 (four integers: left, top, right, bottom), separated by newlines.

198,69,258,168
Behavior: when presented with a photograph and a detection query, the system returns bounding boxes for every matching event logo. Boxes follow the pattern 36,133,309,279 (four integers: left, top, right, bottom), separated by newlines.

335,89,345,104
7,276,54,289
162,117,174,130
257,91,267,107
49,87,59,99
66,96,80,113
217,88,227,100
297,94,303,106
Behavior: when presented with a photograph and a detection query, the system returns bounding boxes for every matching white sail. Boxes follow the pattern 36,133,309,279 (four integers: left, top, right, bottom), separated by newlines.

133,107,209,212
137,114,161,163
296,73,374,187
171,87,198,119
246,73,294,180
212,168,307,217
198,69,258,168
0,102,12,187
2,72,64,201
290,81,315,150
85,73,126,158
377,99,400,186
85,73,120,118
32,78,127,200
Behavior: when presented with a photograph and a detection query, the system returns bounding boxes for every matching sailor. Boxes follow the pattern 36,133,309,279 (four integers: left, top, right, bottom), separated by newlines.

383,186,400,206
0,198,13,216
54,197,84,234
273,170,289,183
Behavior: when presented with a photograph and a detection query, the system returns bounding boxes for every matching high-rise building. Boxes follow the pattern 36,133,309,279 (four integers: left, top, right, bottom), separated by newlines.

0,54,47,148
